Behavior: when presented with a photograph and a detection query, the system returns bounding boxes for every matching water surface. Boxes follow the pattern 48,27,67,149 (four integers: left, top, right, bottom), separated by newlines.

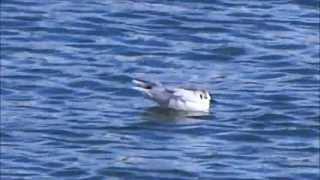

1,0,320,179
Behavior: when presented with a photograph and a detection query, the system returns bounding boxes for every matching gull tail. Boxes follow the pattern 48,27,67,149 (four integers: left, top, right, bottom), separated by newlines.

132,79,154,96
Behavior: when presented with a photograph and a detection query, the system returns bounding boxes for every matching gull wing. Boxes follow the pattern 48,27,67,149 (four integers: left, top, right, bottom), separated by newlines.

169,88,199,102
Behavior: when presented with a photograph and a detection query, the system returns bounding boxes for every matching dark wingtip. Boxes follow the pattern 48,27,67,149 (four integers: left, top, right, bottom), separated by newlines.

132,79,153,90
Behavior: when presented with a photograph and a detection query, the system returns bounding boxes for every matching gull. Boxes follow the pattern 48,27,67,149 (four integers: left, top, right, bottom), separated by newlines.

132,79,211,112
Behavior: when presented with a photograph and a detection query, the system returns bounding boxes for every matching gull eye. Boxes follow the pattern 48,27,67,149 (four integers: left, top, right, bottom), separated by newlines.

200,94,203,99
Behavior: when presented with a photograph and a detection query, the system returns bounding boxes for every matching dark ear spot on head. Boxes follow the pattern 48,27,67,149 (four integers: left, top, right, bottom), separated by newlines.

201,90,207,99
200,94,203,99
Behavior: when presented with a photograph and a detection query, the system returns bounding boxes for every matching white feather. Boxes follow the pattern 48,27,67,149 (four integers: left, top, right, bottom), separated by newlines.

132,79,211,112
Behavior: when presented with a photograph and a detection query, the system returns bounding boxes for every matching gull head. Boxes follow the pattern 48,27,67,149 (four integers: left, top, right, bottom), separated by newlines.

194,90,211,107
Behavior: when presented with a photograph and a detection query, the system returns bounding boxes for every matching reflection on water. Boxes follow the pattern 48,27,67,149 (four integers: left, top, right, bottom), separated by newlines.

141,106,211,122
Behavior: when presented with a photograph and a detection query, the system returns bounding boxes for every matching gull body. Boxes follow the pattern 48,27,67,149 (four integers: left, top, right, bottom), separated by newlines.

132,79,211,112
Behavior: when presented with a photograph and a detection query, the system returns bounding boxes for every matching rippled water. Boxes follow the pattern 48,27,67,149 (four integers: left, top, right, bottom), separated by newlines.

1,0,320,179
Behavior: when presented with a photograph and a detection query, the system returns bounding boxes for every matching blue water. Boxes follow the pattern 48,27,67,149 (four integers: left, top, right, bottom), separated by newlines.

1,0,319,179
